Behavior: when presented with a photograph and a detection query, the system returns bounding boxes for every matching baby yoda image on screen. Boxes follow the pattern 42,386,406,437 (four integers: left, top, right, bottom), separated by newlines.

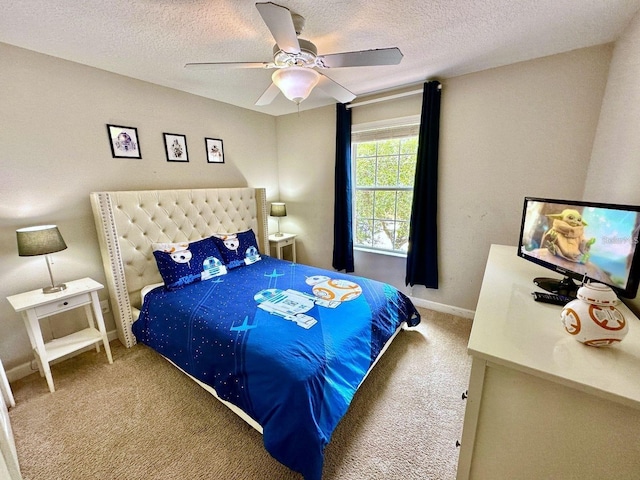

541,209,595,264
520,200,639,289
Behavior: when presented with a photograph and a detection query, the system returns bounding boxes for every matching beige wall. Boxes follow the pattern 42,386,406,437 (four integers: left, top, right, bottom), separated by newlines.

585,10,640,314
0,43,279,372
275,105,338,269
276,44,613,312
1,33,631,374
586,12,640,205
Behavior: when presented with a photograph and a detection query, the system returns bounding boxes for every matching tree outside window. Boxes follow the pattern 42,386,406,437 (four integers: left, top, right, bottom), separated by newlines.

353,134,417,254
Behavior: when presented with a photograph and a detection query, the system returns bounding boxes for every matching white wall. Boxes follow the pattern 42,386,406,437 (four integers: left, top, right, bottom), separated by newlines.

276,44,612,311
0,43,279,373
584,10,640,314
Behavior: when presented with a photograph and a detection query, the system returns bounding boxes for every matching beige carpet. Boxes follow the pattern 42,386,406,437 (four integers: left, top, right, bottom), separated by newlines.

8,308,472,480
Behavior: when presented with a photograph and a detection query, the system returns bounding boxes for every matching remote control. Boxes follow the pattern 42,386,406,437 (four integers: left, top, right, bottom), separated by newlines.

531,292,573,305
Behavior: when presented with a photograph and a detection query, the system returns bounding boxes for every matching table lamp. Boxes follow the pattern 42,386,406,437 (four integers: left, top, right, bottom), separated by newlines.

16,225,68,293
270,202,287,237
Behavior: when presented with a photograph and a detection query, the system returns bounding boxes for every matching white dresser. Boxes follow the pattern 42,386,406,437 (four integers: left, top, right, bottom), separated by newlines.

457,244,640,479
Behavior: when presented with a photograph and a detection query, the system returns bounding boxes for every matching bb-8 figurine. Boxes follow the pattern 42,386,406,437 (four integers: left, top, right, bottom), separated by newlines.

560,282,628,347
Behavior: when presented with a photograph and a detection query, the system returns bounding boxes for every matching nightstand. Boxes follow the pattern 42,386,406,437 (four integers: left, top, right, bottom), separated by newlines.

269,233,297,262
6,277,113,393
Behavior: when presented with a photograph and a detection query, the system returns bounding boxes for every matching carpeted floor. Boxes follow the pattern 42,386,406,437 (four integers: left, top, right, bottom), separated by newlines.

8,308,472,479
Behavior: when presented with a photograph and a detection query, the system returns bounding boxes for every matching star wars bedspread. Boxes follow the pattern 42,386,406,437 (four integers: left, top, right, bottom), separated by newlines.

133,256,420,480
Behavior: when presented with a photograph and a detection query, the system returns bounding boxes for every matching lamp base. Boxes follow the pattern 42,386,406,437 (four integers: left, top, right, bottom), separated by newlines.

274,232,284,237
42,284,67,294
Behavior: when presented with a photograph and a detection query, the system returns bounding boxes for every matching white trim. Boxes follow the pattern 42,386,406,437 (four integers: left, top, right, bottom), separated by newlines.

352,114,421,133
410,296,475,319
354,246,407,258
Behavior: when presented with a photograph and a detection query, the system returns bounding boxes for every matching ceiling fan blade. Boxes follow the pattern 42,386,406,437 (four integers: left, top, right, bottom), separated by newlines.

317,47,403,68
256,2,300,54
255,82,281,106
316,73,356,104
185,62,272,70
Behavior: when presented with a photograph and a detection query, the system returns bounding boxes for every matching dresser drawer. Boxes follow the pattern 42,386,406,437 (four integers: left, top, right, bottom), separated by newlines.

280,237,294,247
34,292,92,318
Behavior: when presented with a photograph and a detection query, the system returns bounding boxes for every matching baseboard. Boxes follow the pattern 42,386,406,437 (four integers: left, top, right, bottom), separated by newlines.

6,329,120,383
410,297,475,319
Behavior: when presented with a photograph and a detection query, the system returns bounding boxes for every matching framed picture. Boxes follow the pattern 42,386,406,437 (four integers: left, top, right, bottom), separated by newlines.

106,124,141,159
163,133,189,162
205,138,224,163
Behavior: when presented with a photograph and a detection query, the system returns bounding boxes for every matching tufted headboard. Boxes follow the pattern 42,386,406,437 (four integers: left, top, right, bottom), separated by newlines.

90,187,268,348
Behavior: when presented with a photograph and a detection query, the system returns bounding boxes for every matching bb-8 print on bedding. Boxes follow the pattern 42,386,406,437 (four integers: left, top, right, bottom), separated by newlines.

306,275,363,303
216,233,262,267
220,235,239,251
164,243,191,263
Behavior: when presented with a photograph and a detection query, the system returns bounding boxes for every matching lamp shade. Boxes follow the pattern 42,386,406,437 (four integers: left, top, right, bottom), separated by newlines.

271,67,320,104
270,203,287,217
16,225,67,256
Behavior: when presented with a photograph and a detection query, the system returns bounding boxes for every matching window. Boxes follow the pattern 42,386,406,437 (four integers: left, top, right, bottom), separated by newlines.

352,118,420,255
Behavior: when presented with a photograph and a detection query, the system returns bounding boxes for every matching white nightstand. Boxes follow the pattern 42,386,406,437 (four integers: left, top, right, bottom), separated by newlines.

269,233,297,262
6,277,113,393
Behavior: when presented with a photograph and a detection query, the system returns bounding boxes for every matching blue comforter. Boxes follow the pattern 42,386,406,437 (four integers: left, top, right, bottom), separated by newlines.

133,256,419,479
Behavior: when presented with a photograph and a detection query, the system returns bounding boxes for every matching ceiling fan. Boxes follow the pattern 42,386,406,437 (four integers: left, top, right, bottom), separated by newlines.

185,2,403,106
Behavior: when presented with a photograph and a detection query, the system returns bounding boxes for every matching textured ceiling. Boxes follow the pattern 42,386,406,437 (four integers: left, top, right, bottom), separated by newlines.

2,0,640,116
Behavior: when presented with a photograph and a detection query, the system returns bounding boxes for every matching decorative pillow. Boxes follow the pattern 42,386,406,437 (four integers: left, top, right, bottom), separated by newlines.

152,236,227,289
212,230,261,269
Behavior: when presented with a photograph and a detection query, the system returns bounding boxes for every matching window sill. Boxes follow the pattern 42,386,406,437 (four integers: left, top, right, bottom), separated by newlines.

354,246,407,259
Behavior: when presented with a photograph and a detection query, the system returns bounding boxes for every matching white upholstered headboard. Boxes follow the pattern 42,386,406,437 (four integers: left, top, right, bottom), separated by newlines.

90,187,268,348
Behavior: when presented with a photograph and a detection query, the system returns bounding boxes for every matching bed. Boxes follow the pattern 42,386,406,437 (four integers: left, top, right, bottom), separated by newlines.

90,187,420,480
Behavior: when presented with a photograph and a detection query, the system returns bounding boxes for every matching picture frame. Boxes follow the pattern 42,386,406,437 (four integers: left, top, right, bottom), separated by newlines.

163,133,189,162
205,138,224,163
106,124,141,159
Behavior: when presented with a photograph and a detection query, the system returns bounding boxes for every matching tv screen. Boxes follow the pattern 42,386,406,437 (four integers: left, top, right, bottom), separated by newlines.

517,197,640,299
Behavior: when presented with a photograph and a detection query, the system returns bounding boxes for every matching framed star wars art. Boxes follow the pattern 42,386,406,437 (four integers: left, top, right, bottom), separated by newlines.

205,138,224,164
106,124,142,159
163,133,189,162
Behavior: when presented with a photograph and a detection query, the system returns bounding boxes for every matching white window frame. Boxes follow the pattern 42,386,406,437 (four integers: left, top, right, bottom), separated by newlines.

351,115,421,256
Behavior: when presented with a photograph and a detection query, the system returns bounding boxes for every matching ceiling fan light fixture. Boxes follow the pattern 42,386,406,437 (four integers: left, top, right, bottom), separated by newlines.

272,66,320,104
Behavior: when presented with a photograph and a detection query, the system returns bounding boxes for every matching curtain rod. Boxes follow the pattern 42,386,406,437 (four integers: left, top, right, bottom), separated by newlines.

346,82,442,109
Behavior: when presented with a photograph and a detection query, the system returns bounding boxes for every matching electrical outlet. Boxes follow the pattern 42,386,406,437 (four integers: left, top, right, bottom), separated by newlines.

100,299,110,314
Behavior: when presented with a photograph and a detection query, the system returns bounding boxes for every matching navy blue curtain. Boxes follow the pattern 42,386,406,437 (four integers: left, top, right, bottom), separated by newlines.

332,103,354,272
406,81,441,287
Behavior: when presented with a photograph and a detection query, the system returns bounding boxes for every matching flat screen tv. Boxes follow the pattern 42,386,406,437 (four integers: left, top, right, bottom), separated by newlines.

517,197,640,299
